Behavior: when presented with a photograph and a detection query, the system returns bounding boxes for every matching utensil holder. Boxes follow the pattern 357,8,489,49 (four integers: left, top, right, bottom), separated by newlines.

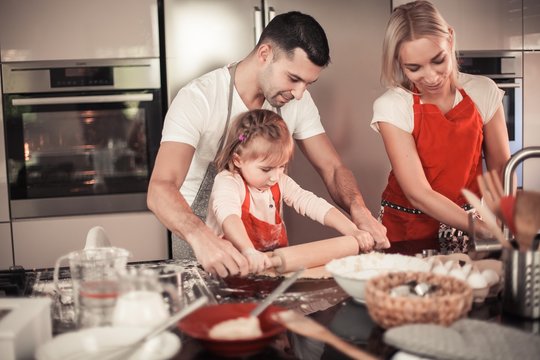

502,248,540,319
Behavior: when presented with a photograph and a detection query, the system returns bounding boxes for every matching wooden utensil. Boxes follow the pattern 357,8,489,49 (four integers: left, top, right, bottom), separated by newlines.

514,191,540,251
268,236,359,274
273,310,377,360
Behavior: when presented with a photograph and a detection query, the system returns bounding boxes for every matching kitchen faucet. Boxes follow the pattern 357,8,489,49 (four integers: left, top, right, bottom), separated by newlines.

502,146,540,242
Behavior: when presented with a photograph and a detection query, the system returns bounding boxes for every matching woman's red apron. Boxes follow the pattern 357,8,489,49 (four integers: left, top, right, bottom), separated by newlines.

382,88,484,252
241,182,288,251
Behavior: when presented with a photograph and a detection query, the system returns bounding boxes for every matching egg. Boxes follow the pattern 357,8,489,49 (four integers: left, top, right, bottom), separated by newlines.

461,263,473,278
443,260,455,271
467,271,488,289
449,267,467,281
481,268,500,287
432,263,449,276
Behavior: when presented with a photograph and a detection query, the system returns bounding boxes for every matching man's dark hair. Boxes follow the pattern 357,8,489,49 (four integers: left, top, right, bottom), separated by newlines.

257,11,330,67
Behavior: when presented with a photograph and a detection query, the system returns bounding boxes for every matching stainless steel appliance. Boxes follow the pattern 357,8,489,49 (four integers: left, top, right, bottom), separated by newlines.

458,51,523,186
0,68,13,268
1,58,163,218
162,0,391,244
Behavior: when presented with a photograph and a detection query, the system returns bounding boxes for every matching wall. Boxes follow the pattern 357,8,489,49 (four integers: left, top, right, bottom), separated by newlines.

282,0,391,244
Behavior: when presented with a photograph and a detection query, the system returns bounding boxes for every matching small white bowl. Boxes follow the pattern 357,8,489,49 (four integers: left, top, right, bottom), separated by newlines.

326,253,430,303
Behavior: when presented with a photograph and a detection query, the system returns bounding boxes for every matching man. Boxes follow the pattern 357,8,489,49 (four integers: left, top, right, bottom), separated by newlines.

148,11,389,277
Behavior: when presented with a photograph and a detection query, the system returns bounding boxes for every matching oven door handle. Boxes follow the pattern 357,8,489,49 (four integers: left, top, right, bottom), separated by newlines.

495,83,521,89
11,93,154,106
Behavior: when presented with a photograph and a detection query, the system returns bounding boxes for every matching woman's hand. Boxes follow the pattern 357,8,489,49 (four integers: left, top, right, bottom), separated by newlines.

241,248,273,274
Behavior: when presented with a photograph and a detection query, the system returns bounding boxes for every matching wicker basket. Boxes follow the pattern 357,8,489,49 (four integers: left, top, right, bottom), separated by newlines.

365,271,473,329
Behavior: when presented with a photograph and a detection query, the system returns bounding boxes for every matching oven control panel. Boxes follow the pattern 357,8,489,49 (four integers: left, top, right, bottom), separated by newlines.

50,66,113,87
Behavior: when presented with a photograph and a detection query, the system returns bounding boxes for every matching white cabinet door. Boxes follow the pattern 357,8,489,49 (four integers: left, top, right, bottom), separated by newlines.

0,223,13,269
0,0,159,61
12,212,168,269
393,0,523,50
164,0,262,103
523,52,540,190
524,0,540,50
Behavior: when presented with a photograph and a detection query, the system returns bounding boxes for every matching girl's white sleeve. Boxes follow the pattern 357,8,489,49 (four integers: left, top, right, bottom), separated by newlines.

280,175,334,224
211,172,244,226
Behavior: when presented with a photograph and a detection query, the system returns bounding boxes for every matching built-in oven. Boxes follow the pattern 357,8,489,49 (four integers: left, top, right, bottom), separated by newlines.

458,51,523,186
1,58,163,218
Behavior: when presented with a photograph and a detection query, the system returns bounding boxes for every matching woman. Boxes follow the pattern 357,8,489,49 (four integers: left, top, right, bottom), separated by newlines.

371,0,510,254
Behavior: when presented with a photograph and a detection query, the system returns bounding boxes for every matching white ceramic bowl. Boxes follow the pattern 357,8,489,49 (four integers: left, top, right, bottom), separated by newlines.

331,269,380,303
326,253,431,303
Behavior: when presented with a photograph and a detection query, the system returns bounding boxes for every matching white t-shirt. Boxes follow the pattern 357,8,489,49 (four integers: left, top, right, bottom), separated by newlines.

370,73,504,133
161,65,325,205
206,170,334,237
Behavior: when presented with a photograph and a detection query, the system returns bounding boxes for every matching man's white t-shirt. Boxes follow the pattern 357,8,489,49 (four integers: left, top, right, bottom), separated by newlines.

370,73,504,133
161,65,325,205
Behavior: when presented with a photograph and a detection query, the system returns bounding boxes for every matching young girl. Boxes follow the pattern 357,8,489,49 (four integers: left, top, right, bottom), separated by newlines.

206,109,374,273
371,1,511,254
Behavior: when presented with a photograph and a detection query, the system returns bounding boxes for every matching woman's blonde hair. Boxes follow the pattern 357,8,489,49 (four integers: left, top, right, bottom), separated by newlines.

381,0,459,91
215,109,294,172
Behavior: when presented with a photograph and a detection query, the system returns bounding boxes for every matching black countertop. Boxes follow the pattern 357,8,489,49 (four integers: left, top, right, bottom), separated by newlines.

14,260,540,359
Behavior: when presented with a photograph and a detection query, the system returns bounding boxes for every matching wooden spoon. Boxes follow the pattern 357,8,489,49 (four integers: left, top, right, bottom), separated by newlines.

514,191,540,251
273,310,378,360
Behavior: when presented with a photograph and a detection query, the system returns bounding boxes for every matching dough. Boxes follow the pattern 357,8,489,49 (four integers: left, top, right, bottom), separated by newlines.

208,316,262,340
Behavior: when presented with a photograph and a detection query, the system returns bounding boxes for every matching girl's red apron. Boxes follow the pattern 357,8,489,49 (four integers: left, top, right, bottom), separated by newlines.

381,88,484,253
241,182,288,251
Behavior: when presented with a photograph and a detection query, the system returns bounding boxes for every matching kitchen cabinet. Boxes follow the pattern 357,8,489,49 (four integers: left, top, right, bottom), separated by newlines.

163,0,262,103
524,0,540,50
12,212,168,269
0,223,13,269
0,0,159,62
523,52,540,191
393,0,523,51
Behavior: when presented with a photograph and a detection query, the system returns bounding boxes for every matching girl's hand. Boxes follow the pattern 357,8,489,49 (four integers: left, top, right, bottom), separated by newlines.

241,248,273,274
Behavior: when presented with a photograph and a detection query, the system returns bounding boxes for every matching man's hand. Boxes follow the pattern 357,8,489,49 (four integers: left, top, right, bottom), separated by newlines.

350,229,375,252
350,203,390,250
189,232,249,277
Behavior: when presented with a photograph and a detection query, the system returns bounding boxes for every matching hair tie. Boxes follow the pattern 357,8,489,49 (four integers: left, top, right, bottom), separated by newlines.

239,133,247,142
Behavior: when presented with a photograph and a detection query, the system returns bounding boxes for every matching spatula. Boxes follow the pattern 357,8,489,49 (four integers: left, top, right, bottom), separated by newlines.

273,310,377,360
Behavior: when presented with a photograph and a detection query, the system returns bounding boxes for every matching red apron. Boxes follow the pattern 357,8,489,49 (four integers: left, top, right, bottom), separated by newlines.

382,88,483,251
241,182,288,251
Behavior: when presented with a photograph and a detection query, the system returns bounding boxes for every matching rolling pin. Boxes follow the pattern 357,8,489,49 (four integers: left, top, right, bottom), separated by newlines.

268,236,359,274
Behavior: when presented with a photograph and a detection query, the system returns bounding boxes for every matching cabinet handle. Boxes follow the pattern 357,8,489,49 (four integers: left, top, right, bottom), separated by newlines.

495,83,521,89
12,93,153,106
266,6,276,25
254,7,263,45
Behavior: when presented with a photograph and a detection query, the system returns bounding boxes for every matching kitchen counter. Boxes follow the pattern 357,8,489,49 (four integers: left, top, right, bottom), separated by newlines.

26,260,540,359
